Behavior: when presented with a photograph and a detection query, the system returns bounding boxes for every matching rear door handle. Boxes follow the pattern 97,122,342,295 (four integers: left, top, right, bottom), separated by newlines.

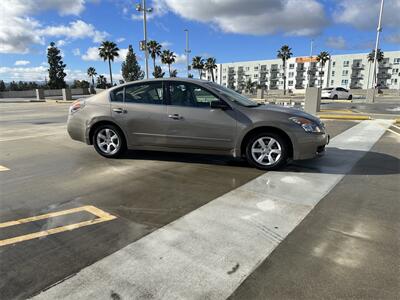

168,114,183,120
113,108,127,114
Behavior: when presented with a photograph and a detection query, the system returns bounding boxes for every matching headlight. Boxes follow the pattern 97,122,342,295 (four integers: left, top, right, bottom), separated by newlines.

290,117,323,133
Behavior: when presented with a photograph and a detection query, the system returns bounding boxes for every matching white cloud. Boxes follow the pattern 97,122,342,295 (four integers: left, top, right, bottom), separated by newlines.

73,48,81,56
153,0,327,36
325,36,348,50
40,20,108,43
15,60,31,66
160,41,172,48
82,47,100,61
174,53,187,64
56,39,67,47
0,1,108,54
116,37,126,43
385,32,400,44
334,0,400,30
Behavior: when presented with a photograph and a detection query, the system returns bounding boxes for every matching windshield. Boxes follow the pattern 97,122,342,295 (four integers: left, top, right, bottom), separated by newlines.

206,83,259,107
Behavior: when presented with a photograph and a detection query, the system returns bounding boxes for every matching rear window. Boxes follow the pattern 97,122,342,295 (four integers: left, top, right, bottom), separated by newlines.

323,88,333,91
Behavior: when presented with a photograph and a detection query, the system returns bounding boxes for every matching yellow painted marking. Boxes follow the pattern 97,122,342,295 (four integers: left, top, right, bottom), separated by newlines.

320,109,354,113
0,165,10,171
0,206,116,247
395,118,400,124
318,114,371,120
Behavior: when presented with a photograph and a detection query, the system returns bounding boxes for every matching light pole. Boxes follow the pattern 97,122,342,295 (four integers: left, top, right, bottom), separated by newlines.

184,29,191,78
372,0,384,91
307,39,314,87
136,0,152,79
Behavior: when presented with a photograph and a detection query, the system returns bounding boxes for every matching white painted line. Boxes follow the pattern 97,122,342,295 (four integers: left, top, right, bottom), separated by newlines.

33,119,393,300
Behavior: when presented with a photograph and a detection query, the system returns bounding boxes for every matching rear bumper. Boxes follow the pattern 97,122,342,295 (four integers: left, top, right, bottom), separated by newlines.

67,114,88,144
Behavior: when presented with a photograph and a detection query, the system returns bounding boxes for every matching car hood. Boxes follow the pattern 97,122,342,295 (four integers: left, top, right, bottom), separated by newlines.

252,104,322,123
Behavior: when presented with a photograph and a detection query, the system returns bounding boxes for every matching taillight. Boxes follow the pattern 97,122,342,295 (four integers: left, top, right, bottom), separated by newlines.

69,100,85,114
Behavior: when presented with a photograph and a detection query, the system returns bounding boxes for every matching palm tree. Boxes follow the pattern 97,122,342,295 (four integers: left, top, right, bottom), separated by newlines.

160,50,176,77
244,78,256,94
98,41,119,86
87,67,97,88
277,45,293,95
170,69,178,77
367,49,384,89
192,56,204,79
147,40,162,75
316,51,330,88
205,57,217,82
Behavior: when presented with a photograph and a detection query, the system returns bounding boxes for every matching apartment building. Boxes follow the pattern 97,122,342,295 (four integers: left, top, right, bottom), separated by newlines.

204,51,400,91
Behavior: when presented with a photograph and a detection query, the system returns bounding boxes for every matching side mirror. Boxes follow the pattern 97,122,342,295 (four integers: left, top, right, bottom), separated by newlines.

210,100,229,110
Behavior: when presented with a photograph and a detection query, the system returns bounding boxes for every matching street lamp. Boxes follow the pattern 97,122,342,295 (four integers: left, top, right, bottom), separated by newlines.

372,0,384,97
136,0,153,79
184,29,191,78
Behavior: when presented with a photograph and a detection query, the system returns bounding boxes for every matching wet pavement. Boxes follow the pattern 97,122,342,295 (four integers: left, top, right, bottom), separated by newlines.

1,102,398,299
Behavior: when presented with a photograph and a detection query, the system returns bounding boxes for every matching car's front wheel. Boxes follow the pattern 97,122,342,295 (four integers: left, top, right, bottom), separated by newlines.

93,124,126,158
245,132,289,170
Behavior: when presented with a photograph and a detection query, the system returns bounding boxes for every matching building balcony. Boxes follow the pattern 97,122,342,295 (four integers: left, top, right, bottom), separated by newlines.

351,73,364,79
352,63,365,69
350,83,363,89
296,67,305,71
377,73,391,79
379,63,392,68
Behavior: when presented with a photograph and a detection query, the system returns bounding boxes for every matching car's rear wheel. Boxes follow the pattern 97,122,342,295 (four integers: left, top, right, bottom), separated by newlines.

348,95,353,100
245,132,289,170
93,124,126,158
332,94,338,100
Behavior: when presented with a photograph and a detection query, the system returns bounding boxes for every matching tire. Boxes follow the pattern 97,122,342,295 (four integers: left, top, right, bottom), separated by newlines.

348,95,353,100
332,94,338,100
93,124,126,158
245,132,289,170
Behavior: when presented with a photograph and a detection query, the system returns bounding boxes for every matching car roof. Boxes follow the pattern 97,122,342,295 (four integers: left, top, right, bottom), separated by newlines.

110,78,213,91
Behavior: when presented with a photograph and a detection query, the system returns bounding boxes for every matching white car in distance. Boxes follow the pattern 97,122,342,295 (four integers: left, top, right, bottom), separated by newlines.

321,87,353,100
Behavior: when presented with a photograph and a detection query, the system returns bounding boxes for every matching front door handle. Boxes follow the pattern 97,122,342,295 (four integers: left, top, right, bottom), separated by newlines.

113,108,127,114
168,114,183,120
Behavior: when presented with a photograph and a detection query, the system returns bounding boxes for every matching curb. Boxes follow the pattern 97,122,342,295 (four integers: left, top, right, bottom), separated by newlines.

318,114,371,120
54,100,74,103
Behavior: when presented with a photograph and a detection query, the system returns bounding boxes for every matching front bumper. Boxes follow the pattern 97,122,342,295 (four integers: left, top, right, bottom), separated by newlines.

293,133,330,160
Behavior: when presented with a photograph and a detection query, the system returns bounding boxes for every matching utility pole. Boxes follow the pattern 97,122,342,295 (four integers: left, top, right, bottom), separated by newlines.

307,39,314,87
136,0,152,79
372,0,384,90
184,29,191,77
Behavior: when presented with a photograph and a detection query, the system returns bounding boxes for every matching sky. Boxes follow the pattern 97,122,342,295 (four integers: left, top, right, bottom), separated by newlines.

0,0,399,83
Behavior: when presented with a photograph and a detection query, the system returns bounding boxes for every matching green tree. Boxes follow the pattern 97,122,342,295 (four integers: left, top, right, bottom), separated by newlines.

170,69,178,77
205,57,217,82
47,42,66,89
87,67,97,87
192,56,204,79
160,49,176,77
0,80,6,91
96,75,107,89
99,41,119,86
147,40,162,75
121,45,144,82
244,78,256,94
71,80,90,89
188,74,194,78
152,65,165,78
316,51,330,88
277,45,293,95
367,49,384,88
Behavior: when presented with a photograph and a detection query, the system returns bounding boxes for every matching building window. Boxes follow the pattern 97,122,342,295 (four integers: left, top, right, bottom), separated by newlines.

394,58,400,64
245,67,250,71
342,70,348,76
289,64,294,69
343,61,349,67
223,76,226,80
288,72,294,77
254,74,258,78
332,61,336,67
223,68,226,73
341,79,349,86
332,71,335,76
254,66,259,71
330,80,334,86
288,80,293,86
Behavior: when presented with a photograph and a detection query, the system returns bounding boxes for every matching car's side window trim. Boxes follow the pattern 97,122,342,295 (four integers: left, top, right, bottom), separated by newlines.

166,81,229,109
123,81,165,105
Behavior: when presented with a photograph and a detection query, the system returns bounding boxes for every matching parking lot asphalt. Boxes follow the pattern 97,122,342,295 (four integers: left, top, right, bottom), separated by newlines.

0,102,398,299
